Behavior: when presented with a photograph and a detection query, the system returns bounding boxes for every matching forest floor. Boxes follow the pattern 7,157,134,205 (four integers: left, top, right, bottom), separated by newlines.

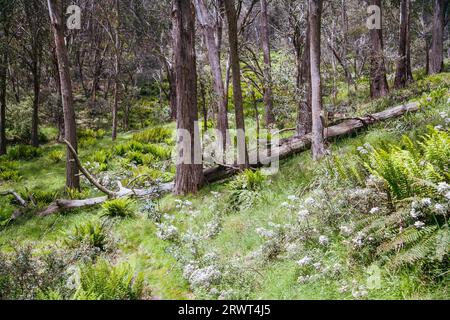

0,71,449,300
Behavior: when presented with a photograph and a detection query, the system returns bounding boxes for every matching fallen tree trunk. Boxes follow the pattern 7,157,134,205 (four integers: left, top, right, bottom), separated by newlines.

204,102,420,183
36,101,419,216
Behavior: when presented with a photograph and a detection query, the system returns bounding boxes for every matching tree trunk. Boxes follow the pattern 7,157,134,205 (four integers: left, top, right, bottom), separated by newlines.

309,0,325,161
260,0,275,127
224,0,249,169
369,0,389,98
30,58,41,147
394,0,414,88
194,0,229,152
52,48,65,142
112,0,121,141
429,0,448,74
0,41,7,156
297,16,312,137
173,0,204,195
48,0,80,190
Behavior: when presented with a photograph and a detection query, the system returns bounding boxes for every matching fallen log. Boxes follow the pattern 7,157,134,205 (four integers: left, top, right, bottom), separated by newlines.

204,102,420,183
35,101,419,215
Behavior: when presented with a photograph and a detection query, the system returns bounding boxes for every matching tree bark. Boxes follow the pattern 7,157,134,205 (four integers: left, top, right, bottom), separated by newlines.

224,0,249,169
394,0,414,88
260,0,275,127
429,0,448,74
48,0,80,190
194,0,229,152
296,16,312,137
173,0,204,195
112,0,121,141
369,0,389,98
0,16,8,155
309,0,325,161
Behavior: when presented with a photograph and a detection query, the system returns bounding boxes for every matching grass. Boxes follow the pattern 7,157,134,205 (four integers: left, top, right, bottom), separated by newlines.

0,72,449,300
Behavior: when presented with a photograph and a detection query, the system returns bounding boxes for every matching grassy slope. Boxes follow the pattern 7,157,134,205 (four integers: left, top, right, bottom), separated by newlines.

0,72,449,300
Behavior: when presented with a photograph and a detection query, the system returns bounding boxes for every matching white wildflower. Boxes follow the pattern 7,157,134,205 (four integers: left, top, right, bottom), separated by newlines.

319,235,330,246
297,256,312,267
304,197,316,207
369,207,380,214
298,209,310,220
410,208,421,220
340,225,353,236
421,198,432,207
437,182,450,193
189,266,222,289
435,125,444,130
414,221,426,229
256,227,275,239
439,112,447,119
287,195,298,201
434,204,445,214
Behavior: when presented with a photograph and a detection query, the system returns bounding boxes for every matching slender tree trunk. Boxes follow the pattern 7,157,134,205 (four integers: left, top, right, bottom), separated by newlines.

52,48,65,142
112,0,121,141
173,0,204,195
394,0,414,88
224,0,249,169
297,17,312,137
309,0,325,161
48,0,80,190
260,0,275,127
0,33,7,155
429,0,448,74
31,58,41,147
369,0,389,98
194,0,229,152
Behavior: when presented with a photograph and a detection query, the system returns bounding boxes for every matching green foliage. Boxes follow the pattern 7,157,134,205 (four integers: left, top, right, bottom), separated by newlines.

78,128,106,140
0,160,21,181
30,190,60,207
0,246,69,300
74,259,145,300
101,198,136,218
79,137,97,149
133,127,172,144
8,145,42,161
364,129,450,200
63,221,108,251
227,170,266,212
48,150,65,164
144,144,172,160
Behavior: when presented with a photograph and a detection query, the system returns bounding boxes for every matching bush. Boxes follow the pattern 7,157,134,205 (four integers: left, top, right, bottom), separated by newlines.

101,198,136,218
74,259,145,300
144,144,172,160
8,145,42,160
0,246,70,300
30,190,60,206
0,160,21,181
79,137,97,149
227,170,266,212
63,221,108,251
78,128,106,140
48,150,65,163
133,127,172,144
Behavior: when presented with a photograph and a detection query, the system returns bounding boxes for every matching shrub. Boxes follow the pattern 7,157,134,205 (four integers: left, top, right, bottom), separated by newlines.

78,128,106,140
126,151,145,165
227,170,266,212
48,150,65,163
8,145,42,160
74,259,144,300
133,127,172,144
0,246,70,300
30,190,60,206
101,198,136,218
0,160,21,181
79,137,97,149
90,150,110,165
63,221,108,251
144,144,172,160
113,144,128,156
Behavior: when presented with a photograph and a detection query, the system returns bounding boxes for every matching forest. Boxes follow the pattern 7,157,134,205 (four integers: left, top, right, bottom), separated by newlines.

0,0,449,301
